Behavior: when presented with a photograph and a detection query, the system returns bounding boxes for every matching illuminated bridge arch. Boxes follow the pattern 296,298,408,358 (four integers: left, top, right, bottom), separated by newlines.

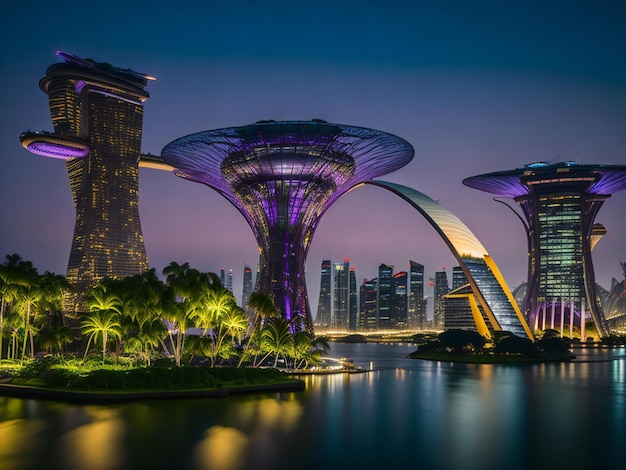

366,180,533,339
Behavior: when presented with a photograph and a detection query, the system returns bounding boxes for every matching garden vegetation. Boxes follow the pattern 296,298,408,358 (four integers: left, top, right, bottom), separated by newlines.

0,254,328,392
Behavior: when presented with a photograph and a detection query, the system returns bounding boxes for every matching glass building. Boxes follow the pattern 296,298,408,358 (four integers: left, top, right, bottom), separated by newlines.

21,51,154,309
160,121,413,331
314,260,332,330
333,259,350,330
393,271,408,329
349,268,358,331
409,261,427,330
464,161,626,337
360,278,378,330
377,264,394,329
242,265,253,310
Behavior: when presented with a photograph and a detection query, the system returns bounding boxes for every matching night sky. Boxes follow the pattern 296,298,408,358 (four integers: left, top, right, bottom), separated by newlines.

1,0,625,315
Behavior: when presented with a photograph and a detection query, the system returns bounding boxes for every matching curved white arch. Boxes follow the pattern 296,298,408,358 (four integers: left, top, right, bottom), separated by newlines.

366,180,532,339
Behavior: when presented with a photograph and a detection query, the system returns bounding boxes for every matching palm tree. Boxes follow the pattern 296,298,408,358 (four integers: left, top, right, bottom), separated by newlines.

12,261,42,360
260,317,293,368
81,310,122,363
37,325,74,354
0,255,25,362
292,333,329,370
84,285,123,362
122,270,168,364
239,292,280,367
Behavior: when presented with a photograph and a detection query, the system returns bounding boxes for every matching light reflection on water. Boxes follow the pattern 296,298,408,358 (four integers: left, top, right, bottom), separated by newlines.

0,344,624,470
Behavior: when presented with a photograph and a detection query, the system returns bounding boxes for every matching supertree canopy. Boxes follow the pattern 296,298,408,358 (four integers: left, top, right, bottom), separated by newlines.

161,120,414,331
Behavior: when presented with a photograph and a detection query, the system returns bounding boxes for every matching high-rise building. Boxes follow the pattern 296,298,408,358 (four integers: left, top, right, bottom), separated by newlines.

443,265,484,332
464,161,626,337
220,269,226,287
408,261,427,329
452,266,468,290
160,121,413,331
360,278,378,330
242,265,253,309
21,51,154,309
315,260,332,329
333,258,350,330
393,271,408,328
349,267,358,331
434,269,449,329
227,269,233,293
377,264,394,330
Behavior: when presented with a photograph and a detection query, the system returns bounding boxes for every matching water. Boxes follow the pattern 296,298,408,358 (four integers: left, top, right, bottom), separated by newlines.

0,343,624,470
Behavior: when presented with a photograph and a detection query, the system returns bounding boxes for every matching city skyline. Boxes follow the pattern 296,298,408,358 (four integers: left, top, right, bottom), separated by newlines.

2,1,625,316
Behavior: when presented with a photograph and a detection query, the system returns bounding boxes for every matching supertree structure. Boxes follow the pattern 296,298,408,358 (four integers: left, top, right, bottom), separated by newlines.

161,120,414,331
463,161,626,337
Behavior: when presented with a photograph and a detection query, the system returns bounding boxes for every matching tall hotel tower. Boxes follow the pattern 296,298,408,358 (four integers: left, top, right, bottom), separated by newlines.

464,161,626,337
21,52,153,308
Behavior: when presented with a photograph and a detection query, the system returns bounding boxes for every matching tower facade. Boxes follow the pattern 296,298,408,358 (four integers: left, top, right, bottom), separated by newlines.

314,260,332,329
160,121,413,331
393,271,408,329
464,162,626,337
21,52,152,308
242,265,253,309
434,269,449,329
360,278,378,330
409,260,426,329
349,267,358,331
377,264,394,329
333,259,350,330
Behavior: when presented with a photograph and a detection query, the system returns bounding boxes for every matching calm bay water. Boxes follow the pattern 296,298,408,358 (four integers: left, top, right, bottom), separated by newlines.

0,343,624,470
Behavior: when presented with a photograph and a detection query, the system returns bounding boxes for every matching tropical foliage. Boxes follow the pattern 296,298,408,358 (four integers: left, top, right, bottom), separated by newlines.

0,254,327,371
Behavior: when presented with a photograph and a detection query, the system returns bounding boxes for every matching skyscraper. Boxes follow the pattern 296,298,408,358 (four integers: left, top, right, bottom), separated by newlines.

377,264,394,330
464,161,626,337
242,265,253,309
434,269,449,329
409,261,426,329
227,269,233,293
349,267,358,331
360,278,378,330
160,120,413,331
333,258,350,330
393,271,408,329
21,51,153,309
315,260,332,329
452,266,468,290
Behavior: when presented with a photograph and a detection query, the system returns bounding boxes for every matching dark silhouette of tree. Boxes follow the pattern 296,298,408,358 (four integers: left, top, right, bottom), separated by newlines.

438,329,486,353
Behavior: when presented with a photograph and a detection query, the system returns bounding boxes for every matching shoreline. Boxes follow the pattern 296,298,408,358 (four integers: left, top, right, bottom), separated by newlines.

0,379,305,404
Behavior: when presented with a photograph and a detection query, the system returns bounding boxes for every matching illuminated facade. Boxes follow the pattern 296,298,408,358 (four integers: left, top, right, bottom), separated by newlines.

21,52,153,308
604,260,626,332
377,264,394,329
408,261,427,329
314,260,332,329
393,271,408,328
360,278,378,330
333,259,350,330
367,181,532,339
463,161,626,337
242,265,253,309
160,121,413,331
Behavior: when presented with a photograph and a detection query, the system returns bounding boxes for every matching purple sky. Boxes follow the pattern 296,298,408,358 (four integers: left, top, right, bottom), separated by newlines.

1,1,625,315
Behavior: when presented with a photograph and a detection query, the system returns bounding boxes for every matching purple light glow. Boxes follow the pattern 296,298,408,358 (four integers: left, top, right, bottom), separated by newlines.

26,141,89,159
161,121,414,330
